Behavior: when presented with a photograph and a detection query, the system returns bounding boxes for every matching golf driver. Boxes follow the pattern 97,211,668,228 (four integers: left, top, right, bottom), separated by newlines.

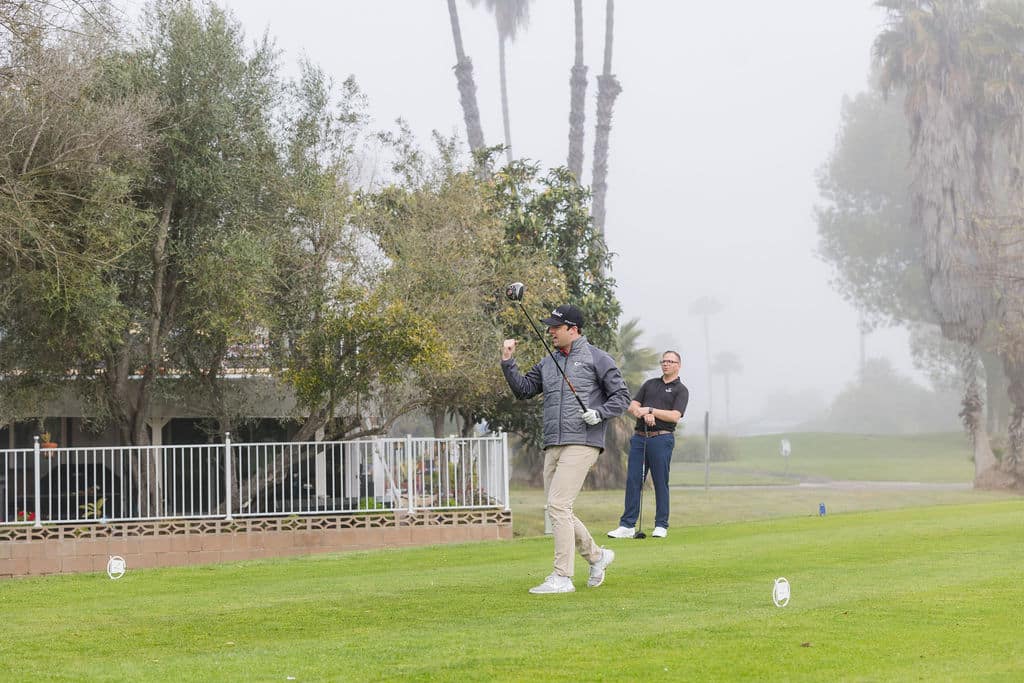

634,422,649,539
504,282,587,412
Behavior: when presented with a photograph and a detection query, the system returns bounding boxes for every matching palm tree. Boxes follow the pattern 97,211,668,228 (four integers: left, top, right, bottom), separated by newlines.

874,0,1007,485
470,0,532,164
615,318,660,391
712,351,742,429
972,0,1024,195
591,0,621,237
874,0,989,337
567,0,587,181
446,0,486,152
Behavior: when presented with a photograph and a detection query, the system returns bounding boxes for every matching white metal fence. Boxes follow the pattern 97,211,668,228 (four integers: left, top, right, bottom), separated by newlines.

0,433,510,526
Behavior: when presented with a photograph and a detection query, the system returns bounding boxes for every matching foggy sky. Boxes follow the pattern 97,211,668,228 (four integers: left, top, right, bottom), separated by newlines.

122,1,914,431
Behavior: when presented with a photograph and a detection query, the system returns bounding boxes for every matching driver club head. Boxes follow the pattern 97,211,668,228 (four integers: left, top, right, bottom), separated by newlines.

505,282,525,302
633,530,647,539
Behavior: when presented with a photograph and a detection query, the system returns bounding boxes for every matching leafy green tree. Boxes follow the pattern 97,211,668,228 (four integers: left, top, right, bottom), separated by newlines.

0,4,153,425
0,0,102,51
32,0,289,513
84,0,284,453
365,131,563,439
267,65,450,444
282,289,445,438
816,88,920,325
482,157,622,485
489,160,619,349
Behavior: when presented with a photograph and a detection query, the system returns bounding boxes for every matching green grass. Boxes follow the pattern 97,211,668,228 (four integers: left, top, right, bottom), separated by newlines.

509,486,1014,538
671,432,975,486
1,500,1022,681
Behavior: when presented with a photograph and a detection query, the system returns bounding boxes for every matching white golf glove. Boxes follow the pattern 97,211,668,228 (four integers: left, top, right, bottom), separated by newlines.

581,408,602,425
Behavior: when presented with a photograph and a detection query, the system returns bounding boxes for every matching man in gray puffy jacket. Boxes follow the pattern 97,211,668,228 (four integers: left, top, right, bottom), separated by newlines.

501,304,631,594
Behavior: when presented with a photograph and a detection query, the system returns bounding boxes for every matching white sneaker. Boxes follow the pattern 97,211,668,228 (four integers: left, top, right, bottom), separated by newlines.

529,573,575,594
607,526,635,539
587,548,615,588
652,526,668,538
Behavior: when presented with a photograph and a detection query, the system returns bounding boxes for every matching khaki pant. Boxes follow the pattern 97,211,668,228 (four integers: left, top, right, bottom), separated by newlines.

544,445,603,577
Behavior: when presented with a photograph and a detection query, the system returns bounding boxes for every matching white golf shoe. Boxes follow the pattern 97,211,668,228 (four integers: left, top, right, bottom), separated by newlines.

587,548,615,588
607,526,635,539
652,526,668,538
528,573,575,594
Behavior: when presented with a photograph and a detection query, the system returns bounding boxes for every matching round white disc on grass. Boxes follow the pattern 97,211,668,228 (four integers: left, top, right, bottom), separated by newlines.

107,555,126,580
773,577,790,607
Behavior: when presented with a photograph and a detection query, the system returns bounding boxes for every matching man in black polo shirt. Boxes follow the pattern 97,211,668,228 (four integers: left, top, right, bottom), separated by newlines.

607,350,689,539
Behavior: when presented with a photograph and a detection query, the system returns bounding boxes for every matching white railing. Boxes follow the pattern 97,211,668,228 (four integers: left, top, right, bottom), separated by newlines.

0,433,511,526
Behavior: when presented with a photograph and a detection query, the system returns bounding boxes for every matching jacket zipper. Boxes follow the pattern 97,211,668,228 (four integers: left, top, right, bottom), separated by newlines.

558,343,572,441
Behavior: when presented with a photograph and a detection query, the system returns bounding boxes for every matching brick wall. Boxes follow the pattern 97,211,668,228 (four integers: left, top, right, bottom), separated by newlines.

0,510,513,578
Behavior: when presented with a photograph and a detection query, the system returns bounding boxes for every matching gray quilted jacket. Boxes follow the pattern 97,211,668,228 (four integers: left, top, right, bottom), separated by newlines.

501,336,631,450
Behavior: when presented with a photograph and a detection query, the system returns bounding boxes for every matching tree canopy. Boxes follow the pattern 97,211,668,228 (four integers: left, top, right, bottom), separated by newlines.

0,0,626,484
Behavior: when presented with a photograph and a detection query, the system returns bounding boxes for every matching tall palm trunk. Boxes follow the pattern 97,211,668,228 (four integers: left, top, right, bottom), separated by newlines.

591,0,621,238
567,0,587,180
959,347,1000,485
498,36,513,163
447,0,486,152
1002,356,1024,470
980,351,1008,434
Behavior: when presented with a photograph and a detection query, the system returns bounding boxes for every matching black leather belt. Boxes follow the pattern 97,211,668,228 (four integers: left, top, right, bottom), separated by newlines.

635,430,673,437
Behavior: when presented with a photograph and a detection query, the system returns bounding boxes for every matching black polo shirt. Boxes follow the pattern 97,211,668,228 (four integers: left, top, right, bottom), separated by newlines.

634,376,689,432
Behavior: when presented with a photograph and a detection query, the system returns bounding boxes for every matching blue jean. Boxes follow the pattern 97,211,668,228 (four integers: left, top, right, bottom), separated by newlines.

619,433,674,529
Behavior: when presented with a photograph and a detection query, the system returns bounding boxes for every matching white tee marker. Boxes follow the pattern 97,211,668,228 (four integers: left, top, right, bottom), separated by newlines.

107,555,127,580
773,577,790,607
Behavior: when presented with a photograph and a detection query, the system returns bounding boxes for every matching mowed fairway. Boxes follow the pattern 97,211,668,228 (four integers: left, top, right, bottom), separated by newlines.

1,500,1022,681
671,432,976,486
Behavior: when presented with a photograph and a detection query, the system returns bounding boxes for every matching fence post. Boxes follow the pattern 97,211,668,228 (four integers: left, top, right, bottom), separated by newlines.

447,434,457,507
33,436,42,528
704,410,711,492
405,434,415,515
224,432,233,521
502,431,511,513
